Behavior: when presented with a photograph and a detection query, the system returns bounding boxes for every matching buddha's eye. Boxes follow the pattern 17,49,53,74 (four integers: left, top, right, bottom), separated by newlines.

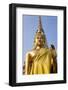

37,37,40,39
37,36,42,39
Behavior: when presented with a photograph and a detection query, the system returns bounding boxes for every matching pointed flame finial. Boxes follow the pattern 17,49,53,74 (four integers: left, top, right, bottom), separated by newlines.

38,16,42,32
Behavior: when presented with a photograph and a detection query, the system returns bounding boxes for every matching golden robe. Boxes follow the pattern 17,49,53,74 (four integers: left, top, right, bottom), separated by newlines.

28,48,57,74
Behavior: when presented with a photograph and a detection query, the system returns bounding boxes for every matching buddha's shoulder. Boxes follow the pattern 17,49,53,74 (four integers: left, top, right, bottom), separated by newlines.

41,47,49,51
26,50,36,57
40,47,55,53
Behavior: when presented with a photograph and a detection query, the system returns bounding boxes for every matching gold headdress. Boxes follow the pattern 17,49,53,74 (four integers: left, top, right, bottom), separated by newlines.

34,16,48,48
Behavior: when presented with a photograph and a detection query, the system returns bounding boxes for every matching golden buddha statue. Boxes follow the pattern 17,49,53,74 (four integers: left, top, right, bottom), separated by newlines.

23,16,57,75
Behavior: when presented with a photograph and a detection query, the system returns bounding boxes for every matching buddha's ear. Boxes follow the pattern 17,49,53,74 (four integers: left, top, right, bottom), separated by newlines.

34,39,36,43
50,44,55,49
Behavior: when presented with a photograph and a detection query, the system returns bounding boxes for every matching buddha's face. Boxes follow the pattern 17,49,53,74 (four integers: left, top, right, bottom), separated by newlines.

35,35,44,47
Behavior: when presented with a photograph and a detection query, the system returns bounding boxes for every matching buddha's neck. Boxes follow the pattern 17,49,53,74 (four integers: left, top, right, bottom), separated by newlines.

36,46,41,50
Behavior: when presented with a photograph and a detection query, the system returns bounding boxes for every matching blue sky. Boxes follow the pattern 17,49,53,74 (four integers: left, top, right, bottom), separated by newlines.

23,15,57,60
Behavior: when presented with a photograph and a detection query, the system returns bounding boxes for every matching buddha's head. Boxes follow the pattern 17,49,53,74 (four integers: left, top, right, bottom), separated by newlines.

34,30,46,48
33,16,48,49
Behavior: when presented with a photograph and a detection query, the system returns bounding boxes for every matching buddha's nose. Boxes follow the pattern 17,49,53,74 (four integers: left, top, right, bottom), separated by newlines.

38,39,41,42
